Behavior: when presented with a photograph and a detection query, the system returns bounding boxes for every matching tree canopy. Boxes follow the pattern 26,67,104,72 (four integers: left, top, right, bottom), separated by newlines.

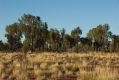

0,14,119,53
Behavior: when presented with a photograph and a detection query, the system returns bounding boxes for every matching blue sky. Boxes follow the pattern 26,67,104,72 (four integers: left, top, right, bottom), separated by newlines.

0,0,119,41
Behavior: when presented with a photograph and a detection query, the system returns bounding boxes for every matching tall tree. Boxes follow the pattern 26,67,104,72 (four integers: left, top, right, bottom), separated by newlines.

19,14,38,51
87,24,111,51
71,26,82,52
34,22,48,51
48,28,61,52
19,14,47,52
5,23,22,51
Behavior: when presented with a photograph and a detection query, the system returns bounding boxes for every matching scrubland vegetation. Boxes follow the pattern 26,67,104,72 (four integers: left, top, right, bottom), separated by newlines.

0,52,119,80
0,14,119,80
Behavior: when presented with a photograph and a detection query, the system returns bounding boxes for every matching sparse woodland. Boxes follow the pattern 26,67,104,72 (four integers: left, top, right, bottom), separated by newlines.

0,14,119,53
0,14,119,80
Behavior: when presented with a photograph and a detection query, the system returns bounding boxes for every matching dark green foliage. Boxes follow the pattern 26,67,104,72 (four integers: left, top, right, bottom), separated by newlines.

110,35,119,52
71,26,82,52
48,28,61,52
0,13,118,53
19,14,48,52
87,24,112,52
5,23,22,52
0,40,9,51
79,37,92,52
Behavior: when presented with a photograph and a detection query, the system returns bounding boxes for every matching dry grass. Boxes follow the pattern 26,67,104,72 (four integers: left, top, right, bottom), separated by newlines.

0,52,119,80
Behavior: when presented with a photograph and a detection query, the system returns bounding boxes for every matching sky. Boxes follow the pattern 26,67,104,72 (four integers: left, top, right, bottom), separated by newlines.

0,0,119,42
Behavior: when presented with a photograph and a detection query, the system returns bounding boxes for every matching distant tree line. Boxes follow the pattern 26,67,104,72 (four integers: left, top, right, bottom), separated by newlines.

0,14,119,53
